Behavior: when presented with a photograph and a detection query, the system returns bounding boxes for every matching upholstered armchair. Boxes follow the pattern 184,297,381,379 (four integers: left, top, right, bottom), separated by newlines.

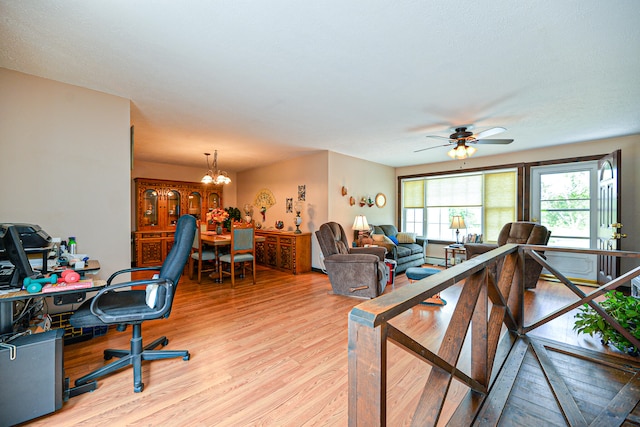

465,221,551,289
315,222,388,298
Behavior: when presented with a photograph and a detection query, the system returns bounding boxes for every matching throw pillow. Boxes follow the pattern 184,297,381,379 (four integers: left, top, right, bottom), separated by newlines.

388,235,399,245
383,235,396,245
396,232,416,244
372,234,385,242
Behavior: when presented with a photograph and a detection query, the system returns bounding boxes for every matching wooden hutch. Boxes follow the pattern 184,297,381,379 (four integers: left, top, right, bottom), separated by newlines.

255,230,312,275
133,177,223,267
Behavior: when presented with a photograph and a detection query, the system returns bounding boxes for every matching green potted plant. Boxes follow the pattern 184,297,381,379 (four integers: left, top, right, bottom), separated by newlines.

223,207,242,230
573,290,640,356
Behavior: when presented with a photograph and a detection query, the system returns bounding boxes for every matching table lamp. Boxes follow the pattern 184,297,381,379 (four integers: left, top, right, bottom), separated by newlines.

352,215,370,246
449,215,466,246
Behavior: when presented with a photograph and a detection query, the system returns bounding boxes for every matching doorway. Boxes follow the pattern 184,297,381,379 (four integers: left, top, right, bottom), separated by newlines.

530,161,599,282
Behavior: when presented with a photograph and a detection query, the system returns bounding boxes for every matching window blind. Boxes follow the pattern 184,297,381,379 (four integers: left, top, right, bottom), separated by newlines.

403,180,424,208
484,171,516,241
426,175,482,207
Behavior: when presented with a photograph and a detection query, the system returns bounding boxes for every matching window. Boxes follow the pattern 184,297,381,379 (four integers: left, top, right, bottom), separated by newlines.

531,162,597,248
403,180,424,235
401,169,517,242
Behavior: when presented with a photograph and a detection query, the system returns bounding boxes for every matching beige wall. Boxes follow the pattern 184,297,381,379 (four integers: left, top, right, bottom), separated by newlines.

327,150,396,237
236,151,396,269
0,68,131,277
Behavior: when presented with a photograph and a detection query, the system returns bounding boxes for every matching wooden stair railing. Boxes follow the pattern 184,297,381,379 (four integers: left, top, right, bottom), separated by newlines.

348,243,640,426
348,243,521,426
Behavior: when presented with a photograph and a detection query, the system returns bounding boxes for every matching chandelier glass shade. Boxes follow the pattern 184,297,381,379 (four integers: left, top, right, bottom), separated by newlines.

201,151,231,185
447,141,477,160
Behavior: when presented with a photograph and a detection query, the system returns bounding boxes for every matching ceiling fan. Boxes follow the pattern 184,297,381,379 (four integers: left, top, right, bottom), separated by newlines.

415,126,514,159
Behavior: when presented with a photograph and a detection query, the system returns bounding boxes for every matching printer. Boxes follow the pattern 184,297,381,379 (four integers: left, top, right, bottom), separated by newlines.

0,223,52,251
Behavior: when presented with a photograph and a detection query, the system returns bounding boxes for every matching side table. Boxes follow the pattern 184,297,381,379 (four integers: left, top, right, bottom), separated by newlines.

444,245,466,268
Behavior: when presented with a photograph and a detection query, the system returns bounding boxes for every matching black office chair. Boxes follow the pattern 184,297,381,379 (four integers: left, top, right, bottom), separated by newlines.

69,214,196,392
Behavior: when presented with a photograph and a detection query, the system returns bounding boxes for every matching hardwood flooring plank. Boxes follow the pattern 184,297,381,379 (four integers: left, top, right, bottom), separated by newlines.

17,267,639,426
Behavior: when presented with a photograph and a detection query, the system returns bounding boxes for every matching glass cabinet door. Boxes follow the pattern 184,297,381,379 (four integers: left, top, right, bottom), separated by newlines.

166,189,181,226
188,192,202,219
208,192,220,210
142,189,159,227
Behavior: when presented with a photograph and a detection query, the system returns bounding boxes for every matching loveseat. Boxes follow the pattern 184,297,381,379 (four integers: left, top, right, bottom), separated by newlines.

367,224,427,274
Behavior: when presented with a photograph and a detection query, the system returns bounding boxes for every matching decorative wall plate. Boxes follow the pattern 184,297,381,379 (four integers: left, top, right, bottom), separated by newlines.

375,193,386,208
254,188,276,209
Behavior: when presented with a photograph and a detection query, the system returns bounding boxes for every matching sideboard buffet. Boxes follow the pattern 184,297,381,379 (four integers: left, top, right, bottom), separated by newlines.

255,230,312,275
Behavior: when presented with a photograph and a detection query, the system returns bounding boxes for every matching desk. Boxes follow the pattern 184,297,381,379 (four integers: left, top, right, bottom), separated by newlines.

0,277,105,335
444,245,466,269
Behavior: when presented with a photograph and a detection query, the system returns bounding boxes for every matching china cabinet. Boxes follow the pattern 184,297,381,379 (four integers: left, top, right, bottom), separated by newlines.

133,178,222,267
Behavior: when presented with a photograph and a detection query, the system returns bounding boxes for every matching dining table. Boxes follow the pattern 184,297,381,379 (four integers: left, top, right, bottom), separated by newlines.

199,231,266,246
198,231,265,282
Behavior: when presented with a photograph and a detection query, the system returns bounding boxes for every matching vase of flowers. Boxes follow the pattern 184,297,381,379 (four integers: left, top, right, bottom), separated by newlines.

206,208,229,234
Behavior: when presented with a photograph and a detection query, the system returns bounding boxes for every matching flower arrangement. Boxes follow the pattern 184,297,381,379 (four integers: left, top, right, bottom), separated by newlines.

206,208,229,225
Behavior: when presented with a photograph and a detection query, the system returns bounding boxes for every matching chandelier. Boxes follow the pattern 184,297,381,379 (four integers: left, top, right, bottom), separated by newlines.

201,151,231,185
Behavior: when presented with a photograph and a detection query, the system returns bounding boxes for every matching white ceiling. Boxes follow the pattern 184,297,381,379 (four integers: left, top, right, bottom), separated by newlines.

1,1,639,172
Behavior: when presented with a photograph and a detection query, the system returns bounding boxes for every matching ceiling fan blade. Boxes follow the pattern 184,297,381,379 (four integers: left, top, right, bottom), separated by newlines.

474,127,506,139
414,143,451,153
425,135,451,141
474,138,514,145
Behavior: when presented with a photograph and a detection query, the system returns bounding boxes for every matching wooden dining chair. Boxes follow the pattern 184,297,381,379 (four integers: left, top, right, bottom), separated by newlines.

189,227,217,283
218,221,256,287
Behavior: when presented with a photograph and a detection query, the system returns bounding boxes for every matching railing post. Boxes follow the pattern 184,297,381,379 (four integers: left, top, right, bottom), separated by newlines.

348,310,387,426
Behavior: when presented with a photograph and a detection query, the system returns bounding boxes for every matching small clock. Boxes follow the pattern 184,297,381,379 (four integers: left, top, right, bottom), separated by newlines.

375,193,386,208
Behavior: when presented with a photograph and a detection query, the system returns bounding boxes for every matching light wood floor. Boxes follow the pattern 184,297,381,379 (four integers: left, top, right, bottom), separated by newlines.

25,266,628,426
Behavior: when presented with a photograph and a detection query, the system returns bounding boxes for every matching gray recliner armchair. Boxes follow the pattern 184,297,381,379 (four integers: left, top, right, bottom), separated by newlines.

465,221,551,289
316,222,388,298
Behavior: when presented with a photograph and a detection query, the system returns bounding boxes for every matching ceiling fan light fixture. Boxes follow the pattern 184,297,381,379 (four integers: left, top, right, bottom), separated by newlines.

447,142,476,160
201,151,231,185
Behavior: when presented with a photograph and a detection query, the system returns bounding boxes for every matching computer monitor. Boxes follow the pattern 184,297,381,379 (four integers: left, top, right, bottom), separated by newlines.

0,224,38,287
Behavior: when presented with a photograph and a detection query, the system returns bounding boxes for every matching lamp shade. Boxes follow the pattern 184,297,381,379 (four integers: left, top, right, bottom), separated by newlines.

450,215,466,230
352,215,369,231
